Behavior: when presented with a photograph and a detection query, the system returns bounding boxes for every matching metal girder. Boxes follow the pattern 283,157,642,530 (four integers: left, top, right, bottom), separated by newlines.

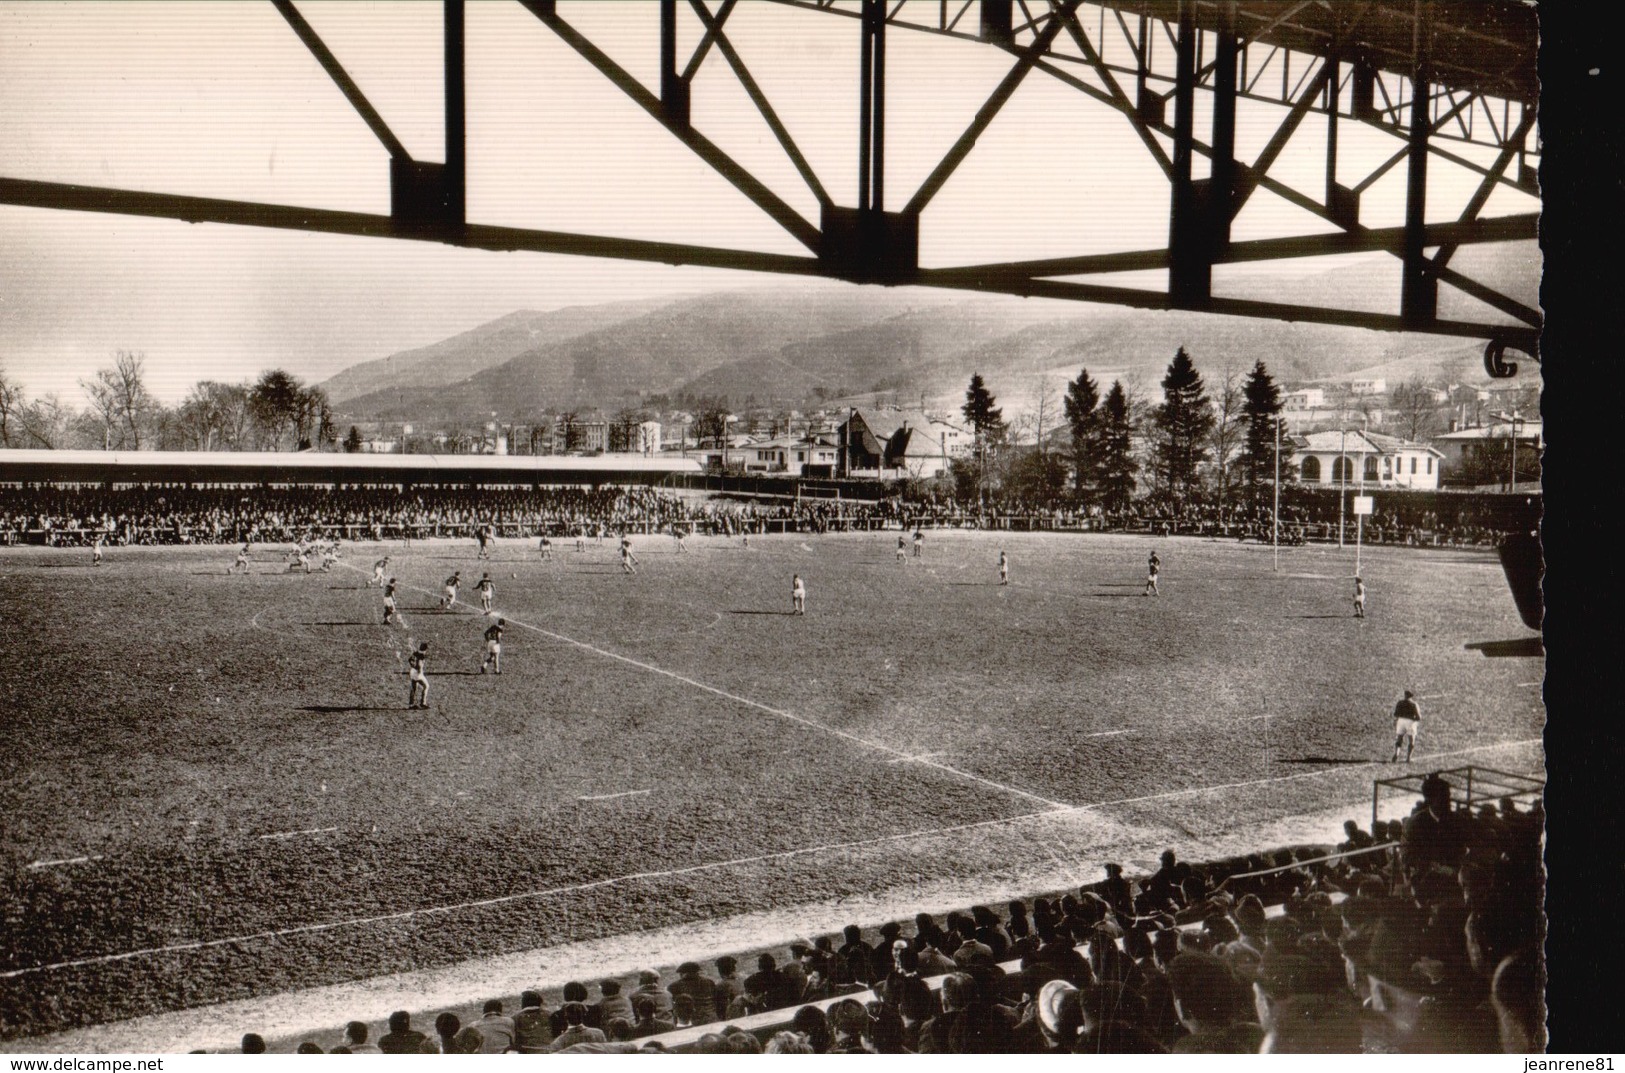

2,0,1540,360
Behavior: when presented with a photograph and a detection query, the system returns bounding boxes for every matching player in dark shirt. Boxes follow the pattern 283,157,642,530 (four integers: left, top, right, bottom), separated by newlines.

481,619,505,674
383,578,399,624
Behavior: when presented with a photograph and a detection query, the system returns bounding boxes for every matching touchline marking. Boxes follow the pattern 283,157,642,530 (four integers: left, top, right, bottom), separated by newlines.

1084,729,1134,738
27,855,104,870
885,752,948,764
338,563,1069,812
258,827,339,841
0,736,1541,979
578,790,652,802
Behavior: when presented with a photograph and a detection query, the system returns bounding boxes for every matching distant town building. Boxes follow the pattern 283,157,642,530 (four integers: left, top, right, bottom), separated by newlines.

1282,388,1326,411
837,408,967,477
1293,429,1443,490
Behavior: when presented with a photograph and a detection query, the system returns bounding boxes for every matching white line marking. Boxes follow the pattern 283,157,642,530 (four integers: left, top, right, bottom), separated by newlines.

0,736,1541,980
1084,729,1134,739
339,563,1069,812
1516,681,1542,688
27,855,104,870
257,827,338,841
885,752,947,764
578,790,652,802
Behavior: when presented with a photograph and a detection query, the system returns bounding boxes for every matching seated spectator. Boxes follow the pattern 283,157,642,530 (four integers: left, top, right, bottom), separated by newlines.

433,1012,461,1054
628,994,674,1039
1167,950,1260,1053
1074,982,1165,1053
744,952,796,1012
671,993,699,1028
1034,980,1084,1053
630,968,675,1020
713,956,744,1021
866,1000,908,1054
789,1005,833,1053
603,1017,633,1043
549,982,589,1036
472,998,515,1053
1023,924,1091,990
377,1010,428,1054
512,990,553,1053
342,1021,381,1054
692,1033,728,1054
548,1003,606,1052
294,1042,323,1054
917,972,1011,1054
827,998,875,1054
880,944,938,1043
448,1027,484,1055
720,1026,763,1053
1007,898,1033,941
914,912,950,957
592,979,632,1028
1340,819,1376,853
240,1033,266,1054
838,924,874,987
764,1031,813,1054
1258,993,1368,1053
971,905,1012,960
1100,863,1135,921
668,961,717,1026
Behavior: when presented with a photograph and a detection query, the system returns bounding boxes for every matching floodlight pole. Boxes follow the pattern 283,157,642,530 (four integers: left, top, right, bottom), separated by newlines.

1338,426,1346,547
1272,415,1281,572
1355,414,1366,576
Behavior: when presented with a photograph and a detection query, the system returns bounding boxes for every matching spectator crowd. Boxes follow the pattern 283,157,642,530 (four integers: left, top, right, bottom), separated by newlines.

226,782,1543,1054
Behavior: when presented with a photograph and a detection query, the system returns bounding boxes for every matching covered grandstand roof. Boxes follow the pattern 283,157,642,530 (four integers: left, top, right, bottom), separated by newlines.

0,449,704,485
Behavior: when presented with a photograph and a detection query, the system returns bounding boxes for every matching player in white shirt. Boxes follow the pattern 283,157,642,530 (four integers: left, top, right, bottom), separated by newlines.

370,556,389,587
1353,576,1367,618
998,550,1009,586
896,534,907,563
620,535,639,574
232,543,252,575
476,572,496,613
792,574,806,615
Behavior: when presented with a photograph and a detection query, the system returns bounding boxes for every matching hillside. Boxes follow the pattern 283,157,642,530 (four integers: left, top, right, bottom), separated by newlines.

326,242,1538,421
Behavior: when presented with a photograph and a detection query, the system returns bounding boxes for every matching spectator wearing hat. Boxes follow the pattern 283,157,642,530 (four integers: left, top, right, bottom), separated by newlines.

548,1003,606,1052
972,905,1013,961
512,990,553,1054
668,962,716,1027
827,998,874,1053
342,1021,381,1054
377,1010,428,1054
1166,951,1261,1053
630,968,675,1021
591,979,632,1029
1033,980,1084,1053
627,995,673,1039
472,998,515,1053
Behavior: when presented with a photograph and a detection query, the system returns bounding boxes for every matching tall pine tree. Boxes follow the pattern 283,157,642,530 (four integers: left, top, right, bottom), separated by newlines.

1063,367,1100,503
1096,381,1138,513
1241,360,1293,505
1152,347,1215,506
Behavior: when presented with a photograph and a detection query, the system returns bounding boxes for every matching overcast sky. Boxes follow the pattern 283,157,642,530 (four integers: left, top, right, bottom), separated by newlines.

1,1,1538,405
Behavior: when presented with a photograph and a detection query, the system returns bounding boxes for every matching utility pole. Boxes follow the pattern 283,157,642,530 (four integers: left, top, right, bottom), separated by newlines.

1272,415,1281,573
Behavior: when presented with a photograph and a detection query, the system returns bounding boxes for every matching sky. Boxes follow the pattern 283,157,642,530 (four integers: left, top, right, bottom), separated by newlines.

0,1,1540,406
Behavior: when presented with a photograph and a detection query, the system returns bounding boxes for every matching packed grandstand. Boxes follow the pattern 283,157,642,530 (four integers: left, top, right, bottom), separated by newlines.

219,781,1544,1054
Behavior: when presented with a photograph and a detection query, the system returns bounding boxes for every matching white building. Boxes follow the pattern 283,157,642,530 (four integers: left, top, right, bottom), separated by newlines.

1283,388,1326,410
1293,429,1443,490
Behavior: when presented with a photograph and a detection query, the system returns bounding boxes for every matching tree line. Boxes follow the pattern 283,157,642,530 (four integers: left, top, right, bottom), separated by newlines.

951,350,1295,515
0,352,334,452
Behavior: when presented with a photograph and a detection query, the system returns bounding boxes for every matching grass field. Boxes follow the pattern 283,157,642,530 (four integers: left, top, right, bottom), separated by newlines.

0,530,1544,1040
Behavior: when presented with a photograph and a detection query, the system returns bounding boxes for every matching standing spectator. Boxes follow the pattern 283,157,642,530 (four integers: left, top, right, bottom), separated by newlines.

512,990,553,1054
838,924,875,987
744,952,794,1012
1100,863,1135,920
378,1010,428,1054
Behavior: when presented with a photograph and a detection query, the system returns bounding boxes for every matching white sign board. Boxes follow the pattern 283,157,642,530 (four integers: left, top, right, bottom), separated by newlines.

1353,495,1374,516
